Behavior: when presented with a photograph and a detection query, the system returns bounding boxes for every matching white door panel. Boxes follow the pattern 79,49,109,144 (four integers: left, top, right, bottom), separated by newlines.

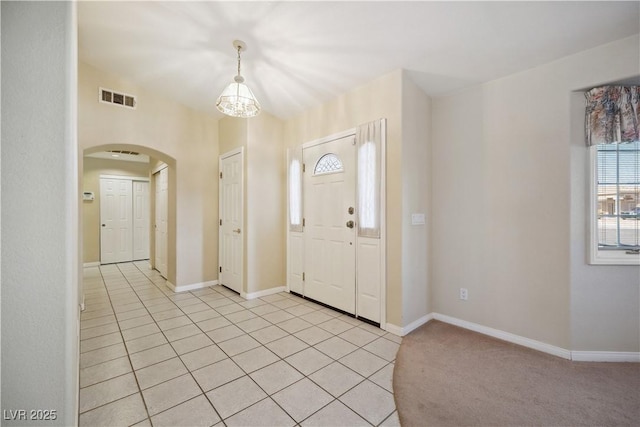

100,178,133,264
303,136,356,314
288,233,304,294
133,181,150,260
219,151,243,294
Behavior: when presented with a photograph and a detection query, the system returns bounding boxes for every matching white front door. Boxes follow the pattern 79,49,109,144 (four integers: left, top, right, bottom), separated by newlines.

219,150,243,294
303,135,357,314
132,180,150,261
154,167,168,278
100,178,133,264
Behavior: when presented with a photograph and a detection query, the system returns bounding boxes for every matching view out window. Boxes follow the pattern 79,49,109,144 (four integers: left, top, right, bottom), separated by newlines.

586,86,640,264
594,141,640,255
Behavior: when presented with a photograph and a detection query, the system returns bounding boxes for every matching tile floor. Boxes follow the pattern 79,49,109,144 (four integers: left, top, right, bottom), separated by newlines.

79,262,401,426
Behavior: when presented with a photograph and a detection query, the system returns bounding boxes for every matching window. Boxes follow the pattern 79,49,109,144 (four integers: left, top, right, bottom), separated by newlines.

586,86,640,265
288,148,303,232
289,159,302,231
591,141,640,264
357,120,383,238
314,153,343,175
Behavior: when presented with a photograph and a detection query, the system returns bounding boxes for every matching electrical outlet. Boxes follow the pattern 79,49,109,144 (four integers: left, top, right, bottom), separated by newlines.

459,288,468,301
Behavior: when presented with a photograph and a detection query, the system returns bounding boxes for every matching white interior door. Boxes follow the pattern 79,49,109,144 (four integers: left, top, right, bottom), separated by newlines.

154,167,168,278
303,136,356,314
132,180,150,261
219,150,243,294
100,178,133,264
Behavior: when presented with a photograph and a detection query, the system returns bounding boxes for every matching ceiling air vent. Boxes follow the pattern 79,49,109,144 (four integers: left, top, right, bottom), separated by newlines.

99,87,136,109
107,150,140,156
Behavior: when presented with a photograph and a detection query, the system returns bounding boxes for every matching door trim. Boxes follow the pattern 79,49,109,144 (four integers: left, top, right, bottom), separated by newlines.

302,128,356,150
218,147,244,295
153,168,169,277
99,174,149,182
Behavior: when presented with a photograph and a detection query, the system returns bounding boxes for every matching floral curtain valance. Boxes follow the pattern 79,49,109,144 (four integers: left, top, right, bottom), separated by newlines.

585,86,640,146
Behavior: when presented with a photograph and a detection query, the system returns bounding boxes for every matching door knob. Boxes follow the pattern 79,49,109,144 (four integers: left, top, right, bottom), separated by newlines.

346,220,354,229
102,224,106,227
233,228,241,234
348,207,354,215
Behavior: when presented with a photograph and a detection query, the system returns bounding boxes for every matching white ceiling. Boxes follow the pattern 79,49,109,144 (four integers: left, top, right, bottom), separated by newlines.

78,1,639,120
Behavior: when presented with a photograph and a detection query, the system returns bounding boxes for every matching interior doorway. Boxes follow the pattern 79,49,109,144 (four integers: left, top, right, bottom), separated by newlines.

153,166,169,278
218,148,244,294
82,144,176,283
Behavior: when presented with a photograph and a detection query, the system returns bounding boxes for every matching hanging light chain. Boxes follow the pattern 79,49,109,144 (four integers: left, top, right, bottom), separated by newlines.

236,45,242,78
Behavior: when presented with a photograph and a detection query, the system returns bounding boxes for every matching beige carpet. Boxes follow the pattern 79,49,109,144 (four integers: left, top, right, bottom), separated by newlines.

393,321,640,426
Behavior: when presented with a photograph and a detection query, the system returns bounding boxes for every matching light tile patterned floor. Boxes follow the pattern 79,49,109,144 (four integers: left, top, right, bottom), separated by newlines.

79,262,401,426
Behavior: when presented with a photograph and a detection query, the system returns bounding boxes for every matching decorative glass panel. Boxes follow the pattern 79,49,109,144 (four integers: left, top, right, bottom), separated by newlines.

288,147,303,232
314,153,343,175
357,120,383,238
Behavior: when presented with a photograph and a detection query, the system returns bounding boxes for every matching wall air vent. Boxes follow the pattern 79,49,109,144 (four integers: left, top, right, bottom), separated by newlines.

99,87,137,109
107,150,140,156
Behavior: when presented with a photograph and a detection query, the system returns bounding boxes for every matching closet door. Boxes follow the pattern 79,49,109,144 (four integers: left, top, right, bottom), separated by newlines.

100,178,133,264
132,180,150,261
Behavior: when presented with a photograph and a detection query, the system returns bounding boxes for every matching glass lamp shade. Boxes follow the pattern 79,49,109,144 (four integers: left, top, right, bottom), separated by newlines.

216,81,261,118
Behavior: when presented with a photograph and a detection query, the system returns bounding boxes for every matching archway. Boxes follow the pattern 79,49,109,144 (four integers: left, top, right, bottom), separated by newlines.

81,143,177,285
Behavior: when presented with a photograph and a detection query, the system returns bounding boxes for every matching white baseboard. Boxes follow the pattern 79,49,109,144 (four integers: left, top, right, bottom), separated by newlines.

385,313,434,337
433,313,572,360
571,351,640,362
83,262,100,268
168,280,219,293
242,286,286,300
384,323,403,336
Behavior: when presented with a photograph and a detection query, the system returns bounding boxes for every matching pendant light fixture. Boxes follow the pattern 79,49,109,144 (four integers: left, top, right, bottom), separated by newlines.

216,40,261,118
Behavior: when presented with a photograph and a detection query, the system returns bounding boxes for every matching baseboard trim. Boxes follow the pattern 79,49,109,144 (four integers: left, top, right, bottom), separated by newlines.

433,313,572,360
83,262,100,268
571,351,640,362
168,280,219,293
242,286,286,300
385,313,434,337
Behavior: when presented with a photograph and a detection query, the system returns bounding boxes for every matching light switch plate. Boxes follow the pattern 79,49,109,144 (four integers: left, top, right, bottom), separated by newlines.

411,213,425,225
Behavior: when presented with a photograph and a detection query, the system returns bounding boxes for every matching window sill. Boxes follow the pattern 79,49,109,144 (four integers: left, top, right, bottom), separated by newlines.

589,250,640,266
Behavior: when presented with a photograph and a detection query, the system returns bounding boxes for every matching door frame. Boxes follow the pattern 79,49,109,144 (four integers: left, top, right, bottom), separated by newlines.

152,166,169,278
218,147,245,294
287,124,387,328
99,174,150,265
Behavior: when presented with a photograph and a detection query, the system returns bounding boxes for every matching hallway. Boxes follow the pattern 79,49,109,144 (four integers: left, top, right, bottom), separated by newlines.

79,262,400,426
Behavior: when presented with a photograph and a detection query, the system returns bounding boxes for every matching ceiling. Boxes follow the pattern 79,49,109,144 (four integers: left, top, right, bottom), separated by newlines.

78,1,639,120
86,151,150,163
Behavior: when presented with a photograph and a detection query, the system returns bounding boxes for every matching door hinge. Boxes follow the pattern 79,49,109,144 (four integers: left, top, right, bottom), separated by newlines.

219,266,222,273
219,172,223,179
303,163,306,173
302,272,305,281
302,218,305,227
219,219,222,226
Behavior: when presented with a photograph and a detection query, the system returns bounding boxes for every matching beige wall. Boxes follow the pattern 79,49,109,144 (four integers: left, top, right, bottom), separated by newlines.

82,157,151,263
401,71,432,324
219,113,286,295
79,62,219,287
247,113,286,293
431,35,640,351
